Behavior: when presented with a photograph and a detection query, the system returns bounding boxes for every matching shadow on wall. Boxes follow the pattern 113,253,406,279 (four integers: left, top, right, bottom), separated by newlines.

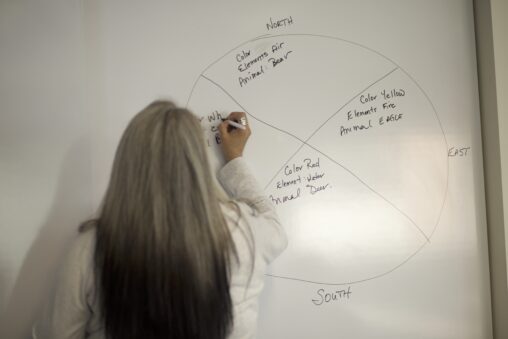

0,139,93,339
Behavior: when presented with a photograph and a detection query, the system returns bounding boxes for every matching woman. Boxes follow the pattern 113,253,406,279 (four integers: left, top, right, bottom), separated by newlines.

33,101,287,339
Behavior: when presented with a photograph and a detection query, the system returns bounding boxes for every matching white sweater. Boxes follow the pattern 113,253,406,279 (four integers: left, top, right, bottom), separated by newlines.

33,157,287,339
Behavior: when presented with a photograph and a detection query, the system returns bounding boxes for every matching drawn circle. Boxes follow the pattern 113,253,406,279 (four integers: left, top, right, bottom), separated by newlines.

187,34,448,285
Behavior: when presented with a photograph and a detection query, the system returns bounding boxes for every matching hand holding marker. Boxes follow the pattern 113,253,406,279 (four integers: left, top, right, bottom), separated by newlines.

218,112,251,162
221,116,247,130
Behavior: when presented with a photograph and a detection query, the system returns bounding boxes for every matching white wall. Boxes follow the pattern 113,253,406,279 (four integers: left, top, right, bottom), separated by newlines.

0,0,503,338
0,1,92,338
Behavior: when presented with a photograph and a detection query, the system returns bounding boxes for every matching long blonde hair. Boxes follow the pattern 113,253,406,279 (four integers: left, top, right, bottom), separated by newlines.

89,100,236,339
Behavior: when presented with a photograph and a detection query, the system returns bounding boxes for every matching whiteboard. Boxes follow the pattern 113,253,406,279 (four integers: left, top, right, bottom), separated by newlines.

0,1,492,338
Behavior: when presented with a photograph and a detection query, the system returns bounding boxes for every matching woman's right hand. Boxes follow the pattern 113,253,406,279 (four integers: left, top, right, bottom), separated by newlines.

218,112,251,162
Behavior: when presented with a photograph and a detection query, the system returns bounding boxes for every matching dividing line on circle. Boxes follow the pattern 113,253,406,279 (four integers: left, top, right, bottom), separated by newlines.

185,33,279,107
263,67,398,191
305,68,398,143
200,74,309,145
199,70,431,244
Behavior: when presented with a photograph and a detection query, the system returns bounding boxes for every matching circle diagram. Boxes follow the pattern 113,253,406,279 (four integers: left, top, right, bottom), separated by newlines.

187,34,448,285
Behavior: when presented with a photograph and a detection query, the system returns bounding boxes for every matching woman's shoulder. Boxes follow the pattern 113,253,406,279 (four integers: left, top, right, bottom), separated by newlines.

62,223,96,275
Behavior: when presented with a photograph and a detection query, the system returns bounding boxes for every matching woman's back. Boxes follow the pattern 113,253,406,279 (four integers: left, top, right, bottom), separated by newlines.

33,102,287,339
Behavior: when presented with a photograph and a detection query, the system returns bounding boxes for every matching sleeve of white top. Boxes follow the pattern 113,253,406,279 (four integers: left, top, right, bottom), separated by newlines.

32,231,94,339
218,157,288,263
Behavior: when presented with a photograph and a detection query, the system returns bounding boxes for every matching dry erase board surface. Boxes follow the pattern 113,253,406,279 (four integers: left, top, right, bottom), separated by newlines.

0,0,492,338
